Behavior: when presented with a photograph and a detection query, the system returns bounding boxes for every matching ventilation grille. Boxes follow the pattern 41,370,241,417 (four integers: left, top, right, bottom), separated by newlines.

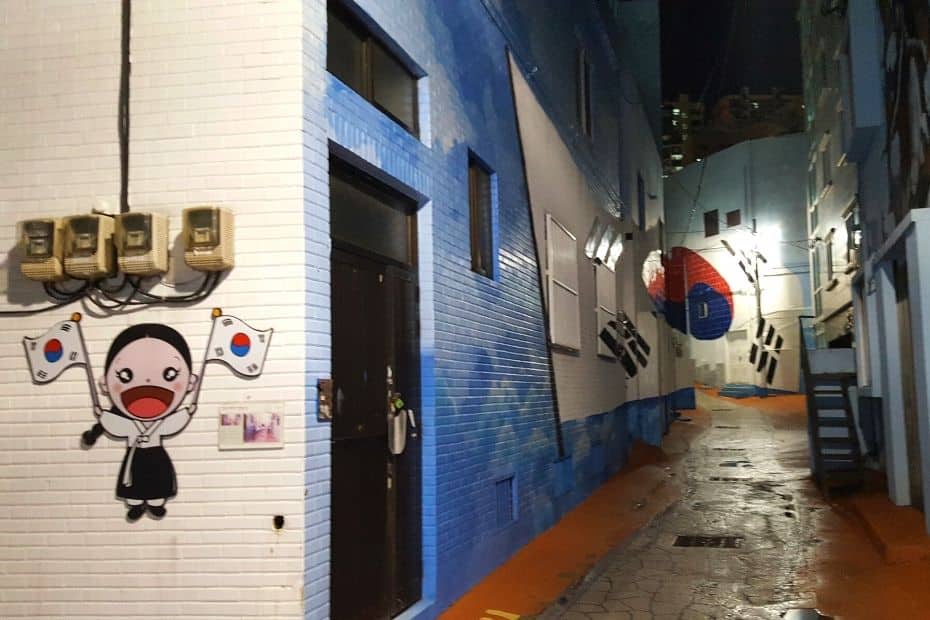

495,475,516,528
674,535,743,548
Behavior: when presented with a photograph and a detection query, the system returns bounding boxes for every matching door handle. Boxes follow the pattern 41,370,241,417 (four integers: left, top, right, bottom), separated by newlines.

388,409,408,455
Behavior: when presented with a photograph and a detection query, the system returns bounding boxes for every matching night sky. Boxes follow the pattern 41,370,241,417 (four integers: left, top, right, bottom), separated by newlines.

660,0,802,103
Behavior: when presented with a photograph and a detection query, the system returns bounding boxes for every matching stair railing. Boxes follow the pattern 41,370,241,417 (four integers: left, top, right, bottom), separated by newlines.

798,315,819,477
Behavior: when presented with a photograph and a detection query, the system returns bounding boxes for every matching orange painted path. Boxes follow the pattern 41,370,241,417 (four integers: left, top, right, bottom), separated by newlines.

438,407,709,620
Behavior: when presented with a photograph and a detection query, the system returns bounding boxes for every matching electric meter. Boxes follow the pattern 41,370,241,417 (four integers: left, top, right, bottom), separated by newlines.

182,206,234,271
115,212,169,276
63,214,115,280
19,219,65,282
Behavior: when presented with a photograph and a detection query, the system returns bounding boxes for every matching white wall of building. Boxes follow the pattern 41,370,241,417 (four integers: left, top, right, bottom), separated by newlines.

510,56,671,421
663,135,811,392
0,2,307,617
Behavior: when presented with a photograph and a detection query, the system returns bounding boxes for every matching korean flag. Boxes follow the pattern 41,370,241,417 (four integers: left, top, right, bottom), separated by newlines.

23,318,88,384
205,314,272,377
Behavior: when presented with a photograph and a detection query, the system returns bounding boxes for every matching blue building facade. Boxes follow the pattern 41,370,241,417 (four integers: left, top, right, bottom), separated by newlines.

302,1,676,617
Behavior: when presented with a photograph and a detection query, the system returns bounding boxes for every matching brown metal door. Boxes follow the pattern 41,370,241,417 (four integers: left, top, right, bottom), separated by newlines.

385,265,421,615
332,249,391,620
331,248,421,619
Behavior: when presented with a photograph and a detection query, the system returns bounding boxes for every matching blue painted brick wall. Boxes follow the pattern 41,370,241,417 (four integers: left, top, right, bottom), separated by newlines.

303,1,666,617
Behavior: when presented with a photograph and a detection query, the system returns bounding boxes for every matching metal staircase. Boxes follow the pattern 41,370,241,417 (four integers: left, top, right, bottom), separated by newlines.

798,316,864,498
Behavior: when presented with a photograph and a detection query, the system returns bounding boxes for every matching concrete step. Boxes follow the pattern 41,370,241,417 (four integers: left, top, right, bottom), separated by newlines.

850,494,930,563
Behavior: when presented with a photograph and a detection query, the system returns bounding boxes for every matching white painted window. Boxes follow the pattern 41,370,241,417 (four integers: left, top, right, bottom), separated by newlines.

546,214,581,351
819,133,832,193
595,263,617,358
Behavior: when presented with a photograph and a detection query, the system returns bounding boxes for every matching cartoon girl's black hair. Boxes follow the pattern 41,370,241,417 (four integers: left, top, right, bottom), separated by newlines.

105,323,192,371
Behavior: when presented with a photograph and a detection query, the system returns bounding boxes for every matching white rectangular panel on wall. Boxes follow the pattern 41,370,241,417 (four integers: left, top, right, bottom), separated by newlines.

595,263,617,357
546,214,581,350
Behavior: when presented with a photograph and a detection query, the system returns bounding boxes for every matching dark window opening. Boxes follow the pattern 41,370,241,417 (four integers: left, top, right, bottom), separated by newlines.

468,154,493,278
726,209,741,228
577,48,593,138
637,173,646,232
327,2,419,135
704,210,719,237
330,158,416,266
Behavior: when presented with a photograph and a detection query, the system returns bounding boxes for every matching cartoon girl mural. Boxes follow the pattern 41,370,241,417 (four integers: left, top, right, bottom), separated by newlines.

23,310,272,522
90,324,198,520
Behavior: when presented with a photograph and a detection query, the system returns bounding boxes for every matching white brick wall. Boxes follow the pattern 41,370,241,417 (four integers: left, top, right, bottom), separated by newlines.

0,2,307,618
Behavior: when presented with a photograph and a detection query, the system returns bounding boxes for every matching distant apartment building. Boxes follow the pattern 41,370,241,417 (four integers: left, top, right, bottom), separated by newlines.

661,95,705,176
662,90,803,177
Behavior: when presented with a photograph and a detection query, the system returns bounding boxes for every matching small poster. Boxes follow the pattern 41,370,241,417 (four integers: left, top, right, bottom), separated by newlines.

218,402,284,450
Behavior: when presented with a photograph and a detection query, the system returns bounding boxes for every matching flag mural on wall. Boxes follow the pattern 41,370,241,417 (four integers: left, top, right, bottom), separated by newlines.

643,246,734,340
22,309,272,522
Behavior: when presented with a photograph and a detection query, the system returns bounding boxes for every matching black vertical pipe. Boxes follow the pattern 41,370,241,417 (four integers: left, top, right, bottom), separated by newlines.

119,0,131,213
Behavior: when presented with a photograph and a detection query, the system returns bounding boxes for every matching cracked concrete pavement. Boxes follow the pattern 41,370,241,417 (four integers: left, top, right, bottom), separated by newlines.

540,392,827,620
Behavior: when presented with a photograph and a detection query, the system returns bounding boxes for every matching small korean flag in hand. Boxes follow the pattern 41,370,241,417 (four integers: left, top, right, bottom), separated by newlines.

205,312,272,377
23,316,88,384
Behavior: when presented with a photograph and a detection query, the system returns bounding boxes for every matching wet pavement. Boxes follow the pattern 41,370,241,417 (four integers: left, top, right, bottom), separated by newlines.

540,392,829,620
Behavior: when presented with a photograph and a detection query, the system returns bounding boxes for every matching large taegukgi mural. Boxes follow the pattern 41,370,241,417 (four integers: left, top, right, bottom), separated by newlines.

882,0,930,223
23,310,272,521
643,246,734,340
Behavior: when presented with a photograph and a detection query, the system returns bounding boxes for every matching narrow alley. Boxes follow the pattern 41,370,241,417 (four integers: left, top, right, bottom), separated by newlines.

544,391,821,619
443,390,930,620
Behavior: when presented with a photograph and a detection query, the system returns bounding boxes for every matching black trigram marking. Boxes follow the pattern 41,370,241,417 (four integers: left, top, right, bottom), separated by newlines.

618,311,651,356
258,334,266,344
29,341,37,351
766,357,778,384
747,317,782,384
246,363,258,373
37,370,48,379
599,320,646,379
214,347,225,356
69,351,78,361
222,318,234,327
60,324,72,332
599,328,620,355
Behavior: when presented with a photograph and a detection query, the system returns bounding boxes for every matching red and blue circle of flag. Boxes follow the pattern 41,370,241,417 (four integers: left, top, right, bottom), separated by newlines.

645,246,734,341
44,338,63,363
230,332,251,357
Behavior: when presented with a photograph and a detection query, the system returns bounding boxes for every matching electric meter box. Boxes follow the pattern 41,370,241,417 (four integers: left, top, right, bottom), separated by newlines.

63,214,115,280
182,206,234,271
115,212,169,276
19,218,65,282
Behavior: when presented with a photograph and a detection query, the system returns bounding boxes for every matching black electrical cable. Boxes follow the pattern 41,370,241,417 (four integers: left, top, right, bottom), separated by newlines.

96,274,127,294
118,0,131,213
128,271,219,303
